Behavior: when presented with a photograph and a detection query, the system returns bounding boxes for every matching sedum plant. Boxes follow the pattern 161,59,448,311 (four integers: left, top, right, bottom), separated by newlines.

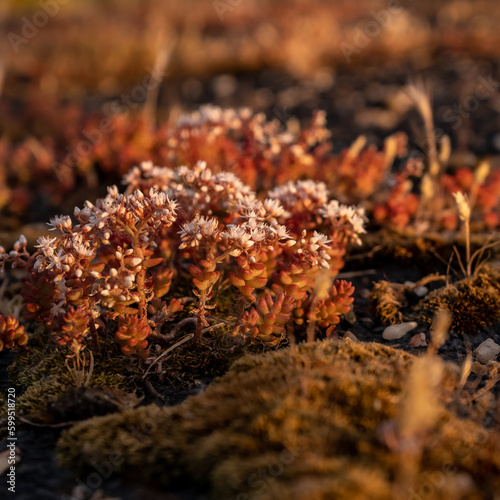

0,160,366,357
0,315,28,352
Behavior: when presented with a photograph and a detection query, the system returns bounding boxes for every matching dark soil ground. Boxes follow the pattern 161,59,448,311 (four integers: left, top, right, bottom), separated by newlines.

1,1,500,498
1,233,499,500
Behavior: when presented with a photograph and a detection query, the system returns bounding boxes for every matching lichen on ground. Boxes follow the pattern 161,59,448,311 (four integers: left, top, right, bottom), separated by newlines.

57,339,500,500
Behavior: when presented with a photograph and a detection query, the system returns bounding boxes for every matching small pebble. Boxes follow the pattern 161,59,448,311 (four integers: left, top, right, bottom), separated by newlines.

409,332,427,347
344,331,359,342
382,321,417,340
343,310,357,325
475,339,500,364
414,286,429,297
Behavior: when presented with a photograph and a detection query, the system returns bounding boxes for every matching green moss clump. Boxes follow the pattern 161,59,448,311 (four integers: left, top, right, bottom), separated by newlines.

8,333,132,391
6,333,136,425
13,371,135,425
416,267,500,334
8,347,69,390
15,377,69,419
57,339,500,499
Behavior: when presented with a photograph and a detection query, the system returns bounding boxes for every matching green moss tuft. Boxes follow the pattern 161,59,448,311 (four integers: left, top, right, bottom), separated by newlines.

8,347,69,390
16,377,69,419
57,339,500,499
152,326,251,389
8,336,133,392
416,267,500,334
6,333,137,425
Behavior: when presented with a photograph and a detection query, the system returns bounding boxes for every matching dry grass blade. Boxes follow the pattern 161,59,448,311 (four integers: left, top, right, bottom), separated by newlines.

462,363,499,406
65,351,94,388
394,333,445,497
142,333,194,380
406,78,439,178
452,245,467,278
346,135,366,160
428,310,451,356
454,337,473,402
470,237,500,276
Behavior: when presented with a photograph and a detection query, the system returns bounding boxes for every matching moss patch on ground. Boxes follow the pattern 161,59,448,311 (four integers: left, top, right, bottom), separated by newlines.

2,333,137,430
57,339,500,500
416,266,500,335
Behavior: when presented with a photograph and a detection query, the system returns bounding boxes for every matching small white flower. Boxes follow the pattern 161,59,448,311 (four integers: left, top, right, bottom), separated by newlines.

107,185,119,198
45,249,66,271
178,216,220,245
50,300,66,316
35,235,57,249
47,215,72,231
71,234,95,258
123,275,135,289
15,235,27,249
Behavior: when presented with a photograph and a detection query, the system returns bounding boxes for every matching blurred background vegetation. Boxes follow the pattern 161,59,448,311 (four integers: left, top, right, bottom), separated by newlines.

1,0,500,230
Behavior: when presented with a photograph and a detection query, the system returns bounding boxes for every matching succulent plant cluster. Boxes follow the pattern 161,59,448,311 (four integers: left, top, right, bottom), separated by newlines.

373,158,500,231
0,315,28,352
0,116,170,224
0,158,365,356
2,103,500,237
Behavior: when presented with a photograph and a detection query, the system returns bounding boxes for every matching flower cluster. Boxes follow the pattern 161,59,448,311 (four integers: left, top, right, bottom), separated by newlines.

1,159,365,356
124,161,364,346
20,186,179,355
0,235,30,273
125,106,402,206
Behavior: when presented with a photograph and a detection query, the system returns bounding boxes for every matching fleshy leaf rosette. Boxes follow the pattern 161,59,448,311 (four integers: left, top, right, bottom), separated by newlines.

308,280,355,327
0,315,28,352
238,292,294,346
116,315,151,359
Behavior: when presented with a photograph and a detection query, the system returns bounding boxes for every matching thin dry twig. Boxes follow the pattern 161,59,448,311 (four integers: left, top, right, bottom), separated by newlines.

150,317,198,343
144,378,166,403
17,416,77,428
336,269,376,279
142,333,194,380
